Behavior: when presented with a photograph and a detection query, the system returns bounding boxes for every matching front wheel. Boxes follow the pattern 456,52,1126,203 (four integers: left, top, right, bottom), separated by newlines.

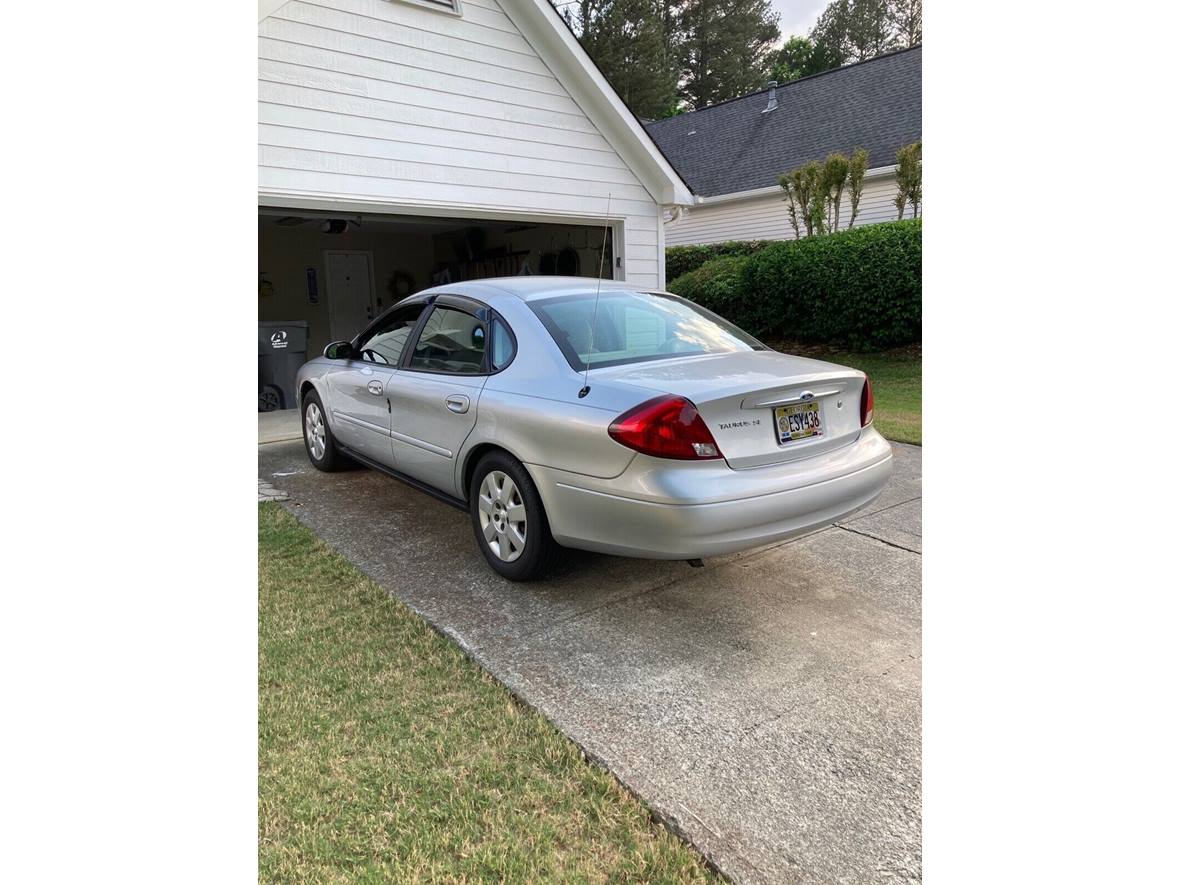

470,452,560,581
302,391,346,472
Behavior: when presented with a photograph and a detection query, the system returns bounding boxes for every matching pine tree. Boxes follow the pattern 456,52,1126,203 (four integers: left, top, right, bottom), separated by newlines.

809,0,920,69
563,0,680,120
677,0,781,110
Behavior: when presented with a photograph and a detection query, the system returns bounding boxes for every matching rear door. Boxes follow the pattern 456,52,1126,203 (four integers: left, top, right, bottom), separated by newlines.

322,301,427,464
386,298,490,497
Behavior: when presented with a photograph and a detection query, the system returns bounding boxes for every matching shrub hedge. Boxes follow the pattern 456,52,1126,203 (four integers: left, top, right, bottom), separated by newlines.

664,255,749,324
664,240,769,282
667,219,921,350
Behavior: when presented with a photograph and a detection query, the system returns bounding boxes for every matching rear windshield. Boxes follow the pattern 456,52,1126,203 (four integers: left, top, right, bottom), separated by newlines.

530,290,766,371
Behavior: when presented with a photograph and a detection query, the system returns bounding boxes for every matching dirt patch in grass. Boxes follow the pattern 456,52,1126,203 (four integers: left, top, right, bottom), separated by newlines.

259,504,717,883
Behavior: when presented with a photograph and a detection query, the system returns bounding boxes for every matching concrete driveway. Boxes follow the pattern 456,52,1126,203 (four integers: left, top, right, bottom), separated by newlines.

259,439,921,884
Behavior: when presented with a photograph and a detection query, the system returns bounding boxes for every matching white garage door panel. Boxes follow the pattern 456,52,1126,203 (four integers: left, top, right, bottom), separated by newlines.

258,167,657,218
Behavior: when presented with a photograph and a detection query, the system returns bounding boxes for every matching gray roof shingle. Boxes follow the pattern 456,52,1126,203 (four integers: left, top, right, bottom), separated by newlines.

645,46,922,197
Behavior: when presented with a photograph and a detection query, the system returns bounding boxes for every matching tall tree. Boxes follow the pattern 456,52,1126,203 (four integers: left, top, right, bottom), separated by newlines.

771,0,921,87
889,0,922,47
561,0,680,119
770,36,829,84
677,0,780,110
655,0,683,59
811,0,896,65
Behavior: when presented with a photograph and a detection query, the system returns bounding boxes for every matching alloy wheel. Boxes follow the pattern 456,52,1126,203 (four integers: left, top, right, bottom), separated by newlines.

478,470,527,562
305,402,326,461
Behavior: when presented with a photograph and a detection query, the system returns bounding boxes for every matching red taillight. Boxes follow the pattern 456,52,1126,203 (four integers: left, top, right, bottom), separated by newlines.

608,395,724,460
860,376,874,427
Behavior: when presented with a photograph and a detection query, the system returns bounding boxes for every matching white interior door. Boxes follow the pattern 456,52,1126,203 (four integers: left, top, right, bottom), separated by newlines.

326,252,375,343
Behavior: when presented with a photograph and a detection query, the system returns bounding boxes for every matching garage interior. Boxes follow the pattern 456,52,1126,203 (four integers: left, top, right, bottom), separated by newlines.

259,208,615,412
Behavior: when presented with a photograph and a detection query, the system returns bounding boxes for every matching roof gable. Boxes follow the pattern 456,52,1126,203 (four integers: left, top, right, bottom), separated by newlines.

646,46,922,198
259,0,692,206
498,0,692,205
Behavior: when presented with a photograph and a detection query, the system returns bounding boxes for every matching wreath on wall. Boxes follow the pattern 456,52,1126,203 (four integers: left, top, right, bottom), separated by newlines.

387,270,416,300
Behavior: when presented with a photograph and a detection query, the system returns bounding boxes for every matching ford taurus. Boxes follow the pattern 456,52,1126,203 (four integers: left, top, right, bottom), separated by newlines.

295,277,892,580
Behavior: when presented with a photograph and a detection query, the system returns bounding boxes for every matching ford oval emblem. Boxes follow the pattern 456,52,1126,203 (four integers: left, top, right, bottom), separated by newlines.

800,390,814,401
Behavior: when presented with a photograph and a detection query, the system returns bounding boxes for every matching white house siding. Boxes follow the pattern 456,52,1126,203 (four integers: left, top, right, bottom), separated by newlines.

258,0,663,286
666,173,902,247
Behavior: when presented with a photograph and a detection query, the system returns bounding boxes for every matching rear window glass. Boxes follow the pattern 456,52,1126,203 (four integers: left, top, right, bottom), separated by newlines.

529,290,765,371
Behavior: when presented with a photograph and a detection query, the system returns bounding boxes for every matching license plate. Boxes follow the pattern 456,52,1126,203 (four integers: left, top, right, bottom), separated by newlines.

774,401,822,444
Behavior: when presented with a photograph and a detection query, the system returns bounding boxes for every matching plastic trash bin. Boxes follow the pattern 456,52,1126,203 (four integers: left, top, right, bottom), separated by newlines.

259,321,308,412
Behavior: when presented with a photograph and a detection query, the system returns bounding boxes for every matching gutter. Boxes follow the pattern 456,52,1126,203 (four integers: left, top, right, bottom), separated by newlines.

687,164,898,209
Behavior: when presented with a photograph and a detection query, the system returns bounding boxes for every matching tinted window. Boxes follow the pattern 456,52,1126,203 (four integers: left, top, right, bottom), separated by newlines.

408,306,486,374
356,303,425,366
491,319,516,370
530,290,765,371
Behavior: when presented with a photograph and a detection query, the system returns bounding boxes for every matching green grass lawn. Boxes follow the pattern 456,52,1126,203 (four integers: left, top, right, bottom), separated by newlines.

259,503,716,883
767,343,922,445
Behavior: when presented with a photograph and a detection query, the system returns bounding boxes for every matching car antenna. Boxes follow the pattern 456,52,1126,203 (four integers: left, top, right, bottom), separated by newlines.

578,193,611,399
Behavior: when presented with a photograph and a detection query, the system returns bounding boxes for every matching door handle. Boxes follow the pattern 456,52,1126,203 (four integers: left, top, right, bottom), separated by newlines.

367,380,384,396
445,394,470,414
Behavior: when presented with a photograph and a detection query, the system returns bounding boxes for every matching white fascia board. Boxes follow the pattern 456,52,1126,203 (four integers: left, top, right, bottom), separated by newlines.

501,0,694,208
694,164,898,207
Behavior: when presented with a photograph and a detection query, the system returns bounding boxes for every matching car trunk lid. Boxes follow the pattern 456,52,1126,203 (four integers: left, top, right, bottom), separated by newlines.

592,351,868,469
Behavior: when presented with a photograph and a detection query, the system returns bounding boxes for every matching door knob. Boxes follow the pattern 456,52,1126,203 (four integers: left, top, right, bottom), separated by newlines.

445,395,470,414
367,380,383,396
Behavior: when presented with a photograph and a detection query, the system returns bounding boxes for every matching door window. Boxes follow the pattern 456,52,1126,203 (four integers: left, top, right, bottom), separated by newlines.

408,306,487,374
356,303,426,366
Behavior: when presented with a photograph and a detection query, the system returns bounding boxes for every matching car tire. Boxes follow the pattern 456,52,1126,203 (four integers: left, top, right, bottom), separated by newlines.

302,390,346,472
469,451,560,581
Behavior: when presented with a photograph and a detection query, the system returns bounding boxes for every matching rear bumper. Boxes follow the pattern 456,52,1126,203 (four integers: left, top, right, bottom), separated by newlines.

529,428,893,559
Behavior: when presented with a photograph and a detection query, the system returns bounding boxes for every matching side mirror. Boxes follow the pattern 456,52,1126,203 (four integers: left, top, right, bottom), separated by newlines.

324,341,353,360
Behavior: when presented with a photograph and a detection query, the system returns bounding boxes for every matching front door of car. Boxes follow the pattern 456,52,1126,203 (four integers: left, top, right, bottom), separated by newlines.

386,302,489,497
323,302,427,464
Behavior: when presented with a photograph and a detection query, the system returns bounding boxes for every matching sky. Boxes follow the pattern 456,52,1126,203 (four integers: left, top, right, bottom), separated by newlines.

771,0,829,42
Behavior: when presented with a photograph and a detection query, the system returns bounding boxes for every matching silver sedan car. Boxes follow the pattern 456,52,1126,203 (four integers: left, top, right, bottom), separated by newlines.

295,277,892,580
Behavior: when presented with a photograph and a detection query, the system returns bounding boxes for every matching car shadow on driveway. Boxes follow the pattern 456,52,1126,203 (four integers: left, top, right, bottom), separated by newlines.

259,439,922,885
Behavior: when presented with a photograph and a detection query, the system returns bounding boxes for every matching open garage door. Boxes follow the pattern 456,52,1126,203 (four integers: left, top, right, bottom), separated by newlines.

258,208,614,412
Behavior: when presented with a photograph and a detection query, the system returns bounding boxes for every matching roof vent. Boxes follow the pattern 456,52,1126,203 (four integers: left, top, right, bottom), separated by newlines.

762,81,778,114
